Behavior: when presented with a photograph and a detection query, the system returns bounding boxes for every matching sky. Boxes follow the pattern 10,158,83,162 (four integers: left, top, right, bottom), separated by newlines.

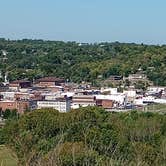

0,0,166,44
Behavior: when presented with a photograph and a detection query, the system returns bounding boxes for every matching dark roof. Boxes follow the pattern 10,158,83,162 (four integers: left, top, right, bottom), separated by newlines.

37,77,65,82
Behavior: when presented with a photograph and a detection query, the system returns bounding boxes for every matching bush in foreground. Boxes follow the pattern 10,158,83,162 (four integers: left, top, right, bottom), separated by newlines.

3,107,166,166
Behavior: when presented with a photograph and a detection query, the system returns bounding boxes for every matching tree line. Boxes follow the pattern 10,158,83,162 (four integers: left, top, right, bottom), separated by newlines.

0,39,165,85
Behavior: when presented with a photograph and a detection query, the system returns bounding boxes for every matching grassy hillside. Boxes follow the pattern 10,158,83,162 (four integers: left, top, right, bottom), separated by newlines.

0,145,17,166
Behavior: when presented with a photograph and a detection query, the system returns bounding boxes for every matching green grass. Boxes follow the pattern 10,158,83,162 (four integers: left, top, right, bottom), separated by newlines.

0,145,17,166
146,104,166,112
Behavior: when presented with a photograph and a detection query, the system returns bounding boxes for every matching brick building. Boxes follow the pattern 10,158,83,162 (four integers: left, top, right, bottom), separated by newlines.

0,100,29,113
72,95,96,109
9,80,31,91
35,77,65,87
96,99,114,109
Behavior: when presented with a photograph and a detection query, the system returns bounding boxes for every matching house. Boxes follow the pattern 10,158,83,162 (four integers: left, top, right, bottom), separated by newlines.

127,74,147,81
35,77,65,87
103,76,123,87
109,75,123,81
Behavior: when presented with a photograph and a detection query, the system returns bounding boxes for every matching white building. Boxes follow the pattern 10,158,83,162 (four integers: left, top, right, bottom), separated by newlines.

0,92,15,100
128,74,147,81
134,96,155,106
37,99,71,113
95,94,126,106
101,88,118,94
123,90,136,102
134,96,166,105
147,86,166,94
123,90,136,98
154,99,166,104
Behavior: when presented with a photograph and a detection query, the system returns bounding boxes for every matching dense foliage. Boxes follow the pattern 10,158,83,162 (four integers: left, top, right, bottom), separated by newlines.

2,107,166,166
0,38,166,85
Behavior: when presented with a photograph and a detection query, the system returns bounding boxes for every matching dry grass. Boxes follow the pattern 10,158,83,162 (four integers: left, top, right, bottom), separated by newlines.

0,145,18,166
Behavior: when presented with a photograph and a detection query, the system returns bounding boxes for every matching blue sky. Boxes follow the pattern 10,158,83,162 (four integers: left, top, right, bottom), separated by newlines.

0,0,165,44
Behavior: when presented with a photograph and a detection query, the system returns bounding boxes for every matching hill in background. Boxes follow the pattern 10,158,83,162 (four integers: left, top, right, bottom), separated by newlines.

0,39,165,86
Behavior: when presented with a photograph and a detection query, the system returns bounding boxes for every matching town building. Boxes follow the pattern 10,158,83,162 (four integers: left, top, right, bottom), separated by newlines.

147,86,166,94
96,99,114,109
95,94,127,107
71,95,96,109
37,97,71,113
123,90,136,102
127,74,147,81
35,77,65,87
0,100,29,113
9,80,31,91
